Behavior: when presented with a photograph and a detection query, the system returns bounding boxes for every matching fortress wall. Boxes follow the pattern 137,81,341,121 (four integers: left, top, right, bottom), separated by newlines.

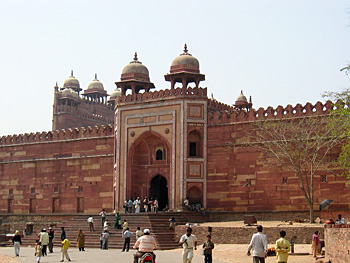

208,100,334,125
206,122,350,212
174,224,324,244
325,224,350,263
0,126,114,214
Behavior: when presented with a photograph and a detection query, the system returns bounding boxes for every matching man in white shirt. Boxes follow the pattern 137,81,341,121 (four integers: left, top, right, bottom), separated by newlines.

179,227,197,263
335,214,346,224
87,216,94,232
99,209,106,228
39,228,49,256
247,225,268,263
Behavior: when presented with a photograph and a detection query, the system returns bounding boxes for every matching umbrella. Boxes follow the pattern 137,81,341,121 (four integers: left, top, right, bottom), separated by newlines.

319,199,333,211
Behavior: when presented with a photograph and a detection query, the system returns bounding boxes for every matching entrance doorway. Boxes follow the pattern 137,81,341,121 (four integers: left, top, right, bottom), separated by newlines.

149,175,168,211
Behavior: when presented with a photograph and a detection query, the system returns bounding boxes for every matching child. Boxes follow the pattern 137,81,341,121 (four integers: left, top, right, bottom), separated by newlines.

202,234,215,263
61,238,71,262
34,240,43,263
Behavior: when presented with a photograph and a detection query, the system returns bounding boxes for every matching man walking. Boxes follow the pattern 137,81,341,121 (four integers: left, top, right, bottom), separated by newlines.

61,227,66,241
99,209,106,228
48,227,54,253
122,228,134,252
275,230,290,263
247,225,268,263
179,227,197,263
87,216,94,232
39,229,49,256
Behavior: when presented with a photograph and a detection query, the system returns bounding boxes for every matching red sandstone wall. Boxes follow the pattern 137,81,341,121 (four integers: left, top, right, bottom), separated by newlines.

206,123,350,212
174,225,324,244
0,126,114,214
324,224,350,262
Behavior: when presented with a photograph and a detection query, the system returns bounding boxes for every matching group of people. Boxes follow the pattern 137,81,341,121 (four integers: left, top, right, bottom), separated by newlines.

32,227,72,262
123,197,159,214
34,227,85,262
179,227,214,263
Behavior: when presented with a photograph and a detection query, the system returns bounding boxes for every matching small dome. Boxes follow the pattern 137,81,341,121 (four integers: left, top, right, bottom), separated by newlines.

110,88,121,98
63,70,80,90
87,73,104,91
121,52,149,81
170,44,200,73
62,88,79,98
236,91,248,102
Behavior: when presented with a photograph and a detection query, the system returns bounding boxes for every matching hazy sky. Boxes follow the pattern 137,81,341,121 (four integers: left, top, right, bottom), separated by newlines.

0,1,349,136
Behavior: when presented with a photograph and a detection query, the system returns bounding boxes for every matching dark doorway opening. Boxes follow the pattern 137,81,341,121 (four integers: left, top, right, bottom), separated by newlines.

149,175,168,211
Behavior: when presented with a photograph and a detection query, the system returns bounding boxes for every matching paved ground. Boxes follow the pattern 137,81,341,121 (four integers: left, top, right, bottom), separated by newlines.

0,244,329,263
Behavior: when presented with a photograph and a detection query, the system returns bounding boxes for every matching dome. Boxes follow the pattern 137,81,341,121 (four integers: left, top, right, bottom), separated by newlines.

62,88,79,99
121,52,150,81
110,88,121,98
170,44,200,73
87,73,104,91
236,91,248,102
63,70,80,90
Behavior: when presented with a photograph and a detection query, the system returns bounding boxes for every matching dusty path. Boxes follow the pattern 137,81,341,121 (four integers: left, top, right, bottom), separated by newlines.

0,244,329,263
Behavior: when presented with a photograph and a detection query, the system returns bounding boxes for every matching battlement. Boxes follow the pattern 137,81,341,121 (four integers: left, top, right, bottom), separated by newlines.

208,100,336,125
208,99,235,111
0,125,114,146
115,86,207,105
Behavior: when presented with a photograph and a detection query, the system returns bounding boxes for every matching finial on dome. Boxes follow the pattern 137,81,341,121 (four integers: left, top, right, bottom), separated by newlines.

134,52,138,61
95,73,97,80
71,70,73,77
184,43,188,53
241,90,244,95
55,82,58,87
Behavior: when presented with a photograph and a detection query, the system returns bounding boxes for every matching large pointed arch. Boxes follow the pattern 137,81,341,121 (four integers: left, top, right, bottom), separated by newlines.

125,130,172,207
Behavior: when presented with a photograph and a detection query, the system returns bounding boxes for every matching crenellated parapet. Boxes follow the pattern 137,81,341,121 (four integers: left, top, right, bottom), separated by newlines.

0,125,114,146
208,99,235,112
115,86,207,105
208,100,336,125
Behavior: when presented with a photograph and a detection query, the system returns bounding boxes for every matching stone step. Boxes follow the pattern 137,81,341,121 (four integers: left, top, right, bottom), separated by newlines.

21,212,208,250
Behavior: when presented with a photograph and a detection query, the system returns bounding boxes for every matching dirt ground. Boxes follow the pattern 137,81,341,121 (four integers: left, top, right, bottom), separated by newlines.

175,244,330,263
185,220,329,262
0,254,21,263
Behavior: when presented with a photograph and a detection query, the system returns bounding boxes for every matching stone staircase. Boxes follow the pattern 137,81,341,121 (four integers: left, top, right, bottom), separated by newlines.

21,212,209,250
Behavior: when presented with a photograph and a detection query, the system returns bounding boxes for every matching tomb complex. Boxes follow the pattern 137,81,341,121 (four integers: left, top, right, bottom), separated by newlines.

0,45,349,214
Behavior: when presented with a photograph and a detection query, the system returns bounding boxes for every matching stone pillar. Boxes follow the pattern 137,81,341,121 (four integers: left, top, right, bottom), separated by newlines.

121,86,126,96
182,78,187,89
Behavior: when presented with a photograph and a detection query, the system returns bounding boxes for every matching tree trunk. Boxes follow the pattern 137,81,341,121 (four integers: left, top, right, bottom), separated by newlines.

309,202,314,223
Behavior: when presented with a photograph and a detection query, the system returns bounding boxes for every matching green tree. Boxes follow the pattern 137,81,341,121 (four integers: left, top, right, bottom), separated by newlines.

249,115,344,222
323,75,350,180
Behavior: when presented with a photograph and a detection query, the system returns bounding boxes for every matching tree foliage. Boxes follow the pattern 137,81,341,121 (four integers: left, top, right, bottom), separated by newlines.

249,116,345,222
323,88,350,180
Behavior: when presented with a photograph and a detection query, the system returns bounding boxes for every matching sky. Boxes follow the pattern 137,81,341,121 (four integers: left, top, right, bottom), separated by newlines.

0,0,349,136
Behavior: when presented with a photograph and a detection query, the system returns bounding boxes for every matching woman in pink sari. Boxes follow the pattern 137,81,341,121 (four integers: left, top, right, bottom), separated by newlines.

311,231,321,257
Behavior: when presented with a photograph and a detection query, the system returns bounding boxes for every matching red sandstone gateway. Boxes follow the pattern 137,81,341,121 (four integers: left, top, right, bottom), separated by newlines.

0,45,348,215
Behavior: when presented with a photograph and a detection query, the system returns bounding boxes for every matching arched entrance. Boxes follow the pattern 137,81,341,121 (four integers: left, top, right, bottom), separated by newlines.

150,175,168,211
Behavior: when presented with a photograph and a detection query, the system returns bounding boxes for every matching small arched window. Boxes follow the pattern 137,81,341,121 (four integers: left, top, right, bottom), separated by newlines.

156,149,163,160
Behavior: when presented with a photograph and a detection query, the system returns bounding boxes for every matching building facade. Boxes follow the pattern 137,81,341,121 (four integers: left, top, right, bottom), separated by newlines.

0,45,349,214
